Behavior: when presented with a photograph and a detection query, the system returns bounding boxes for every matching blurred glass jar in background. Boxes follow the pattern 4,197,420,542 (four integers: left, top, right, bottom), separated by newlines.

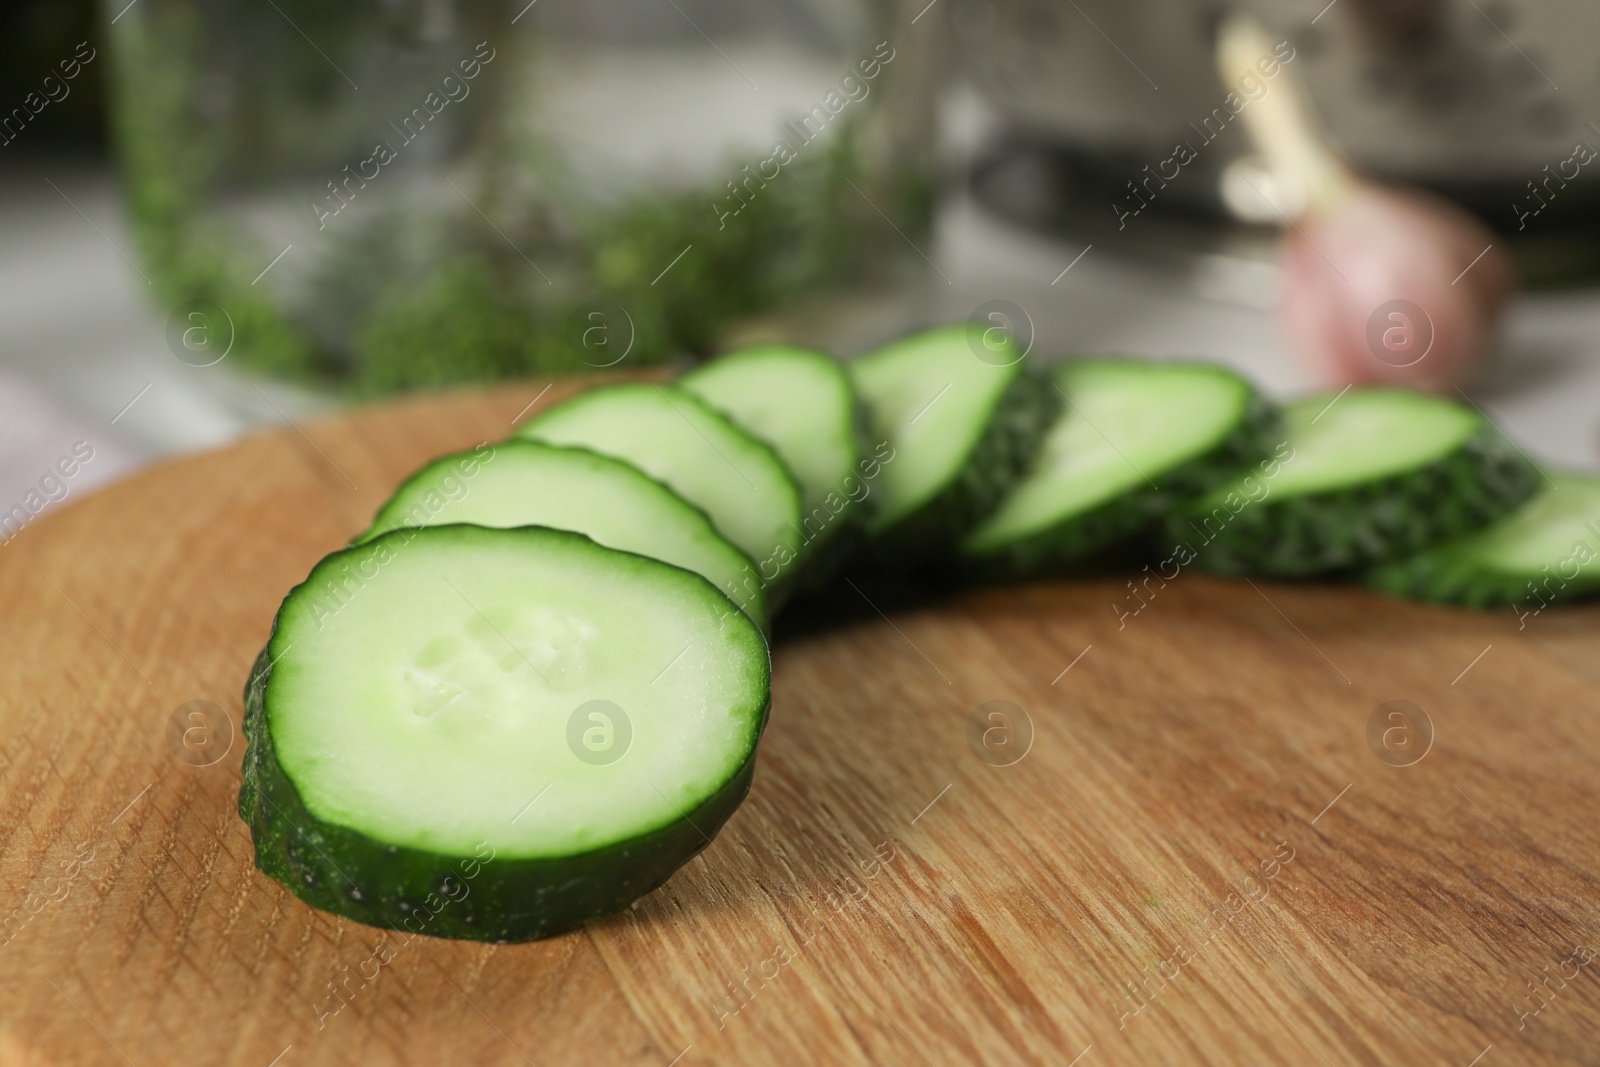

103,0,936,392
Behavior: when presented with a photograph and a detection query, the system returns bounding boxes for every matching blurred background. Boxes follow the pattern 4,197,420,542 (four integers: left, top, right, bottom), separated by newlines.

3,0,1599,508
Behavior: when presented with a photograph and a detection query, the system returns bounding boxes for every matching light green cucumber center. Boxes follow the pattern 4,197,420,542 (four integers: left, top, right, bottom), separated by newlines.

520,385,802,580
967,361,1249,549
1265,389,1481,497
362,443,765,627
1444,473,1600,572
852,328,1017,530
269,532,765,859
685,348,858,522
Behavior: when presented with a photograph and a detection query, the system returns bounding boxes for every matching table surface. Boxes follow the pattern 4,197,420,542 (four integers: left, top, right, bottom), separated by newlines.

3,383,1598,1066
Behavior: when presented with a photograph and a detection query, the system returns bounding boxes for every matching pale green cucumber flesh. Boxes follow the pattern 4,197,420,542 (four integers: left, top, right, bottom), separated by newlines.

851,325,1022,532
850,325,1061,559
1367,472,1600,608
354,441,766,629
682,345,868,537
1263,388,1481,495
1169,388,1540,576
239,525,769,941
515,383,804,590
962,358,1272,567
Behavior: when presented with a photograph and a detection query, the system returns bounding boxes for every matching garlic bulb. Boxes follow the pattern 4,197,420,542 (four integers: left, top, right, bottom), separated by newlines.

1218,15,1511,391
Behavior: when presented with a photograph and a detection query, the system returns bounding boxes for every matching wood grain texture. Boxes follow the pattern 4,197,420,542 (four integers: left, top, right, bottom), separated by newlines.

2,382,1598,1066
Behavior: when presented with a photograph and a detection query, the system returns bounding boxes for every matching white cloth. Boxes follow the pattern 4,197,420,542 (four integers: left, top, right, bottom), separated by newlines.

0,369,141,531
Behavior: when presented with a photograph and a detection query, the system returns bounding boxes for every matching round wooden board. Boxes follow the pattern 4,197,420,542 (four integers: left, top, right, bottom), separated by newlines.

3,381,1599,1067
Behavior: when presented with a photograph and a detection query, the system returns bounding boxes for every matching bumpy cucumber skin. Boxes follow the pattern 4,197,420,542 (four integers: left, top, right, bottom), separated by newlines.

964,392,1280,576
1364,549,1600,609
1364,481,1600,609
1168,424,1541,577
867,369,1062,564
239,646,765,942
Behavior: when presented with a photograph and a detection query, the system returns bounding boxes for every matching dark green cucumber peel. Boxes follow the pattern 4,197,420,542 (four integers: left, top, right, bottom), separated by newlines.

1365,473,1600,610
1169,399,1541,577
867,369,1061,563
961,366,1280,576
238,526,770,942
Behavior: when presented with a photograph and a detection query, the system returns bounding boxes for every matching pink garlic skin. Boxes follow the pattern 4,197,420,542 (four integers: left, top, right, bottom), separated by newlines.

1280,183,1514,393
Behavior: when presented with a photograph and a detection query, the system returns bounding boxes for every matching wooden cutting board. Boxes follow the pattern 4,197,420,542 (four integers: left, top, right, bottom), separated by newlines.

3,381,1599,1067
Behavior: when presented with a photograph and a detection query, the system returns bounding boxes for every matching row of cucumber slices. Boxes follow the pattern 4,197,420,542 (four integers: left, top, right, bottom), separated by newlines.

240,325,1599,942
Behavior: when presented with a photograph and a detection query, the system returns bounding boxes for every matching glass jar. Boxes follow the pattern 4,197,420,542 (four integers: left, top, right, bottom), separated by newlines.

103,0,937,393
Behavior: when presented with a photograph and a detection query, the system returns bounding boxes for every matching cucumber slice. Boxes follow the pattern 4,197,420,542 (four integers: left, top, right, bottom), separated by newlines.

1167,387,1540,576
849,324,1060,560
961,358,1275,571
353,441,766,630
681,345,873,582
1366,472,1600,609
239,525,770,942
515,383,805,594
